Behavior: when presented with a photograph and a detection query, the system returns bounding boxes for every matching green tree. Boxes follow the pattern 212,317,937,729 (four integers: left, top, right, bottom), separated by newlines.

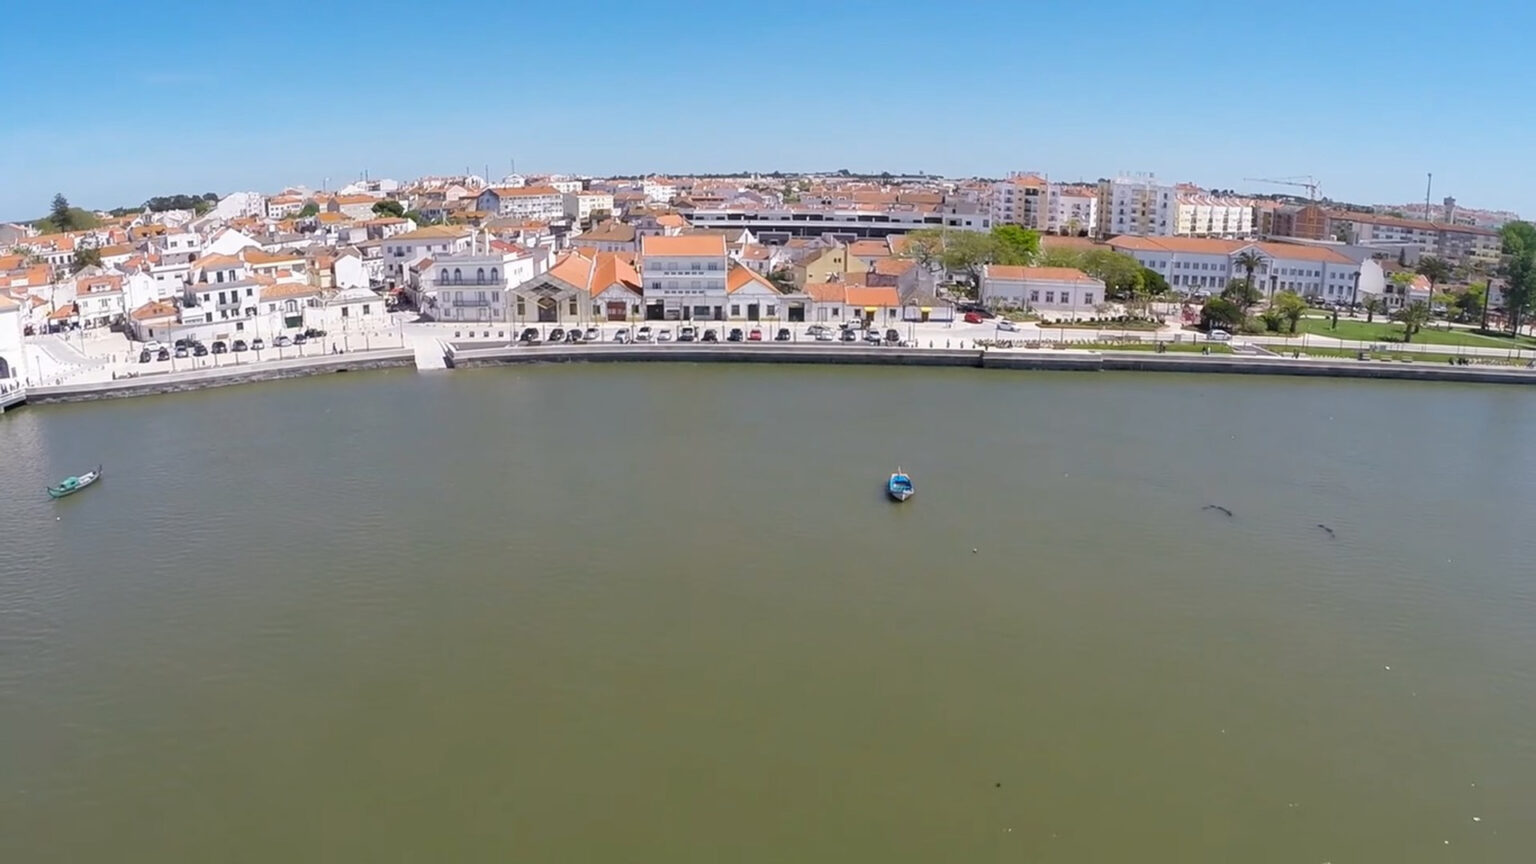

1140,266,1170,296
1415,255,1453,294
1258,306,1286,332
1234,249,1266,298
1200,297,1244,331
403,209,431,226
1221,278,1262,316
1076,248,1143,299
1499,221,1536,336
939,230,999,289
901,227,948,272
1392,300,1432,343
1036,247,1082,268
372,199,406,218
1272,289,1307,333
295,202,319,219
1455,282,1486,322
1363,296,1385,324
50,193,75,231
70,247,102,273
766,267,797,293
990,224,1039,266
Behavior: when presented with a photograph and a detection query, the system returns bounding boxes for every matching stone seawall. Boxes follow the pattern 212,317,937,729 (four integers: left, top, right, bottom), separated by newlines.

449,343,985,369
25,349,416,404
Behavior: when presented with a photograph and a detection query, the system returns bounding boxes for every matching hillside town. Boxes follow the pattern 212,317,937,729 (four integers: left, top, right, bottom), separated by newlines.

0,169,1527,392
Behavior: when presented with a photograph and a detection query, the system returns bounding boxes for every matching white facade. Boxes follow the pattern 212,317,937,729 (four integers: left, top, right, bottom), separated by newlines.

476,186,565,221
428,247,546,322
1097,176,1175,237
1173,194,1255,238
210,191,267,221
1109,237,1362,301
204,228,262,256
0,297,26,383
333,253,368,289
981,266,1104,311
382,227,473,283
639,235,729,320
564,191,614,222
642,180,679,204
1046,187,1098,236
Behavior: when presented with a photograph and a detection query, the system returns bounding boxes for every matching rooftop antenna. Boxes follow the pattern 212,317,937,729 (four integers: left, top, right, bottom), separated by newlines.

1425,172,1433,223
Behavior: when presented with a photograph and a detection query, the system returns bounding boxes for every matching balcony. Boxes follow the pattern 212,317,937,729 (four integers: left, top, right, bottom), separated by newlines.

435,277,505,287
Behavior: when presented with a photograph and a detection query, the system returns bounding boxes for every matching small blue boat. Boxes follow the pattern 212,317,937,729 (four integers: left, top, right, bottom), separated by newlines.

887,468,914,502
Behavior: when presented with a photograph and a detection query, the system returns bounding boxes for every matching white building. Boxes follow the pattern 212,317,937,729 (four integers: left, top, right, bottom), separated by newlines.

564,190,614,223
209,191,268,221
73,274,127,328
981,265,1104,312
642,178,679,204
475,186,565,221
1047,185,1098,236
1108,236,1361,301
1173,192,1255,238
428,241,547,322
639,234,729,321
1097,176,1175,237
0,293,25,383
382,225,473,284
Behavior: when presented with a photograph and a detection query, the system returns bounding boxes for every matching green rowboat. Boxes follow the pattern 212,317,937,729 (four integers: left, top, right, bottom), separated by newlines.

48,465,103,498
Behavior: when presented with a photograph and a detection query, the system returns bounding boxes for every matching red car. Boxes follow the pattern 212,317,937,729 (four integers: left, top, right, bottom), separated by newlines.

747,328,763,341
963,311,984,324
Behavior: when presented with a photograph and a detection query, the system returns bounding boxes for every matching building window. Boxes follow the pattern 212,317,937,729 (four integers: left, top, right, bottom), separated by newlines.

341,306,349,318
363,304,370,315
516,299,525,316
490,267,498,283
568,299,578,315
453,268,462,284
1045,291,1055,303
1083,293,1093,305
767,305,777,317
730,304,740,317
1029,290,1039,302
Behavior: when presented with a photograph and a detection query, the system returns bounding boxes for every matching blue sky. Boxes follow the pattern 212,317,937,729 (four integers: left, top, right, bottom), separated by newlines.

3,0,1532,220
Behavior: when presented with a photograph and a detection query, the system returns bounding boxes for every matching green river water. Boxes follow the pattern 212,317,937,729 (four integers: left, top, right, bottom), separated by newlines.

2,365,1533,861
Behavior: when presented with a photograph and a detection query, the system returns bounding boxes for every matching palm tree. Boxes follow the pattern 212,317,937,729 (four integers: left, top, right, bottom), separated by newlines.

1415,256,1452,296
1363,296,1385,324
1235,250,1265,299
1392,300,1432,343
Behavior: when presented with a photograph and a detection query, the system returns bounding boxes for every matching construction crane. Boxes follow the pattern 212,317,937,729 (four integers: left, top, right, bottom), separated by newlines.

1242,175,1320,201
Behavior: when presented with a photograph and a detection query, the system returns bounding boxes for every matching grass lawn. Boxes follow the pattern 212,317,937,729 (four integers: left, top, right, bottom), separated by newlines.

1290,317,1536,349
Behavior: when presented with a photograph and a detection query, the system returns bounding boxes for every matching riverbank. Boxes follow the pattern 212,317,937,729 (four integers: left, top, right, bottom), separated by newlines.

450,342,1536,385
22,348,415,404
5,339,1535,414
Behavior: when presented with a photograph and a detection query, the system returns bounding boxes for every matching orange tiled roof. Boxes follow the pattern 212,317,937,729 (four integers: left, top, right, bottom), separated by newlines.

726,263,779,294
130,300,177,321
641,234,725,257
986,265,1101,283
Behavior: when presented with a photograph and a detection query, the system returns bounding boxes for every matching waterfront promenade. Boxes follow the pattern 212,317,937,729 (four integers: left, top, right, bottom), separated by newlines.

7,315,1536,412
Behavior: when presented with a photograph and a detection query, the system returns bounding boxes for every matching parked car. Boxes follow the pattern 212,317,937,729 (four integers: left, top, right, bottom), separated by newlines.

774,328,791,342
548,328,565,342
211,341,228,354
963,311,984,324
613,329,631,343
748,328,763,342
727,327,744,342
304,327,327,338
656,328,674,342
174,338,191,350
156,347,171,361
678,326,697,342
274,335,292,348
142,340,164,353
138,349,152,363
885,328,902,344
519,328,541,344
863,329,882,344
174,346,189,359
193,343,209,357
1207,329,1233,342
997,319,1019,332
232,339,248,352
636,325,653,342
584,326,600,341
806,324,831,337
251,338,265,351
565,329,582,343
293,333,308,345
702,328,719,342
958,303,995,319
814,329,835,342
840,329,859,342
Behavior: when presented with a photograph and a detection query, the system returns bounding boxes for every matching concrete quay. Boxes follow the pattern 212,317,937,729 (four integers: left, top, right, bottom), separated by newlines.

24,348,414,404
